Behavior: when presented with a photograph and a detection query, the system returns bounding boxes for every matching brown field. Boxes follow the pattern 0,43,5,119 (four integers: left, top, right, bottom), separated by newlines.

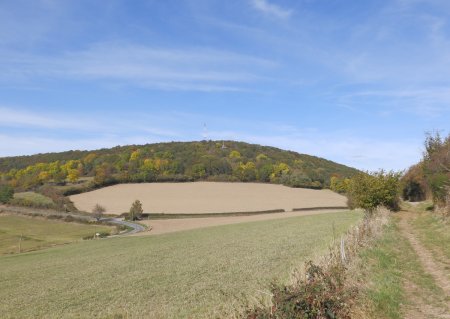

70,182,347,215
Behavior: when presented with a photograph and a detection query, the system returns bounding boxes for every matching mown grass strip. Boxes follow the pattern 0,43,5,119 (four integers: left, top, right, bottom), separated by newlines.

358,215,445,319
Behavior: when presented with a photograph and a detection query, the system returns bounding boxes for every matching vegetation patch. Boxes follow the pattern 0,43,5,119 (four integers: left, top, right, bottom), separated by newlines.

246,209,389,319
10,191,56,209
0,215,115,255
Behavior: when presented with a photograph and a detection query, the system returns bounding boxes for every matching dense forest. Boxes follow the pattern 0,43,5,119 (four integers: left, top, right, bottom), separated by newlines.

0,141,359,193
401,133,450,214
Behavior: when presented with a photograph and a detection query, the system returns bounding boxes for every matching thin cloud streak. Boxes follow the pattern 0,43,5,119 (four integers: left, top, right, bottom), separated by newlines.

0,44,278,92
250,0,293,19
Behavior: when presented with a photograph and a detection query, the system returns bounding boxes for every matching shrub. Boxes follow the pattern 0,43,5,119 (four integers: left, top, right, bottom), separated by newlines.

9,191,58,210
347,171,401,216
0,184,14,204
247,261,355,319
127,199,143,221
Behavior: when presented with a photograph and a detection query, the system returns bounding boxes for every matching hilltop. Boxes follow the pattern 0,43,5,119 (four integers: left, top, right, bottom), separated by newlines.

0,141,359,192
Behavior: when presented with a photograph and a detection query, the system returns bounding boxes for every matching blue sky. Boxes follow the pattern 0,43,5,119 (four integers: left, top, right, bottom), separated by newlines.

1,0,449,171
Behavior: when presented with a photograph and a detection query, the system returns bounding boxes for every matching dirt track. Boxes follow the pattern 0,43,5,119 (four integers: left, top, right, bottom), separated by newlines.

134,208,349,236
70,182,347,215
398,211,450,319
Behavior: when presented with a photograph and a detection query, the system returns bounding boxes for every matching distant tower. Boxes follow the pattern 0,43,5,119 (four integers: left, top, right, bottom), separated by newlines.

221,141,227,149
202,123,208,140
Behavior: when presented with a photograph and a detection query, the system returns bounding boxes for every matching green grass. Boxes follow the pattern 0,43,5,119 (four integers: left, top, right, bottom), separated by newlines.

0,215,115,255
11,191,55,208
0,211,361,318
411,212,450,261
359,215,444,319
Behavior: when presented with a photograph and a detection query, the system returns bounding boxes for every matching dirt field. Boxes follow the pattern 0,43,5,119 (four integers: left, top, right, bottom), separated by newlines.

136,209,350,236
70,182,347,215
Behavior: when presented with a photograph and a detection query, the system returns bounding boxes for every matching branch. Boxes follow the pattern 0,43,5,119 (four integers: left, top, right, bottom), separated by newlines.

439,163,450,172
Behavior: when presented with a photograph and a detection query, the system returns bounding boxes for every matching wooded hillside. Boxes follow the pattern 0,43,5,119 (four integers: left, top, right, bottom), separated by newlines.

0,141,359,192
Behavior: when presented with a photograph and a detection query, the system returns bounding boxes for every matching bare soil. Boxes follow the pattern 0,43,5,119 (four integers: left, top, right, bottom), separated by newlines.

135,208,349,236
70,182,347,215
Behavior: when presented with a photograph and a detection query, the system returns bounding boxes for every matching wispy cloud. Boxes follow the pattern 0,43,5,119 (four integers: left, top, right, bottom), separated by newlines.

250,0,293,19
209,127,422,171
0,106,185,138
0,107,100,130
0,43,277,92
335,87,450,118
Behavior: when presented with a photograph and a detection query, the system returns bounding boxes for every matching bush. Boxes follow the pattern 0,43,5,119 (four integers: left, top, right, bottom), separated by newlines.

247,262,355,319
347,171,401,216
127,199,143,221
0,185,14,204
10,191,56,209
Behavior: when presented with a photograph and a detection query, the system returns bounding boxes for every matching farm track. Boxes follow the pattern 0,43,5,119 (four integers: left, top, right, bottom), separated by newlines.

398,211,450,319
136,208,349,236
103,218,146,235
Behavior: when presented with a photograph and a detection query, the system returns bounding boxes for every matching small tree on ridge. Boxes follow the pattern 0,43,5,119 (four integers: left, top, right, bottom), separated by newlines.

92,204,106,221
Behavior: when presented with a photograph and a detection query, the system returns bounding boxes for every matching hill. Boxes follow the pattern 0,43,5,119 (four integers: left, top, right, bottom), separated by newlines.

0,141,359,192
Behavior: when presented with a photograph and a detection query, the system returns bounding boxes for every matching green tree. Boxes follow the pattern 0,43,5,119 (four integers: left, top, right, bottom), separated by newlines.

0,184,14,204
347,171,401,216
128,199,143,221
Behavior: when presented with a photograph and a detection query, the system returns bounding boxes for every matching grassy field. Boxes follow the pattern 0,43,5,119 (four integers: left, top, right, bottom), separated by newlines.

0,211,361,318
11,191,55,208
0,215,115,255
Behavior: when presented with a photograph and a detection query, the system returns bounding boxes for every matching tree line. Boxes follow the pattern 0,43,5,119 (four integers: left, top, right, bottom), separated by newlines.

401,132,450,214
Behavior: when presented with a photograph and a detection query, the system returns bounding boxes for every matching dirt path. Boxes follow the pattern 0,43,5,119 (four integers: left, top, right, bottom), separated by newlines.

398,211,450,318
132,208,349,236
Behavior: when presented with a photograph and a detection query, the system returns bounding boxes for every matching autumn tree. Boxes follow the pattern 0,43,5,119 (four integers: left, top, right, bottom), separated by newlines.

67,169,79,183
422,132,450,206
236,161,257,181
128,199,143,221
330,176,351,194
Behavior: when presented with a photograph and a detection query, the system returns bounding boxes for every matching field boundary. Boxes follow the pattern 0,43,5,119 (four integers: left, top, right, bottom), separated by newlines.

135,209,285,219
292,206,348,212
131,207,349,220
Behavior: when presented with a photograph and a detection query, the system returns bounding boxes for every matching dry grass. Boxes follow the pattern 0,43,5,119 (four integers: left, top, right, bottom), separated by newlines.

70,182,347,215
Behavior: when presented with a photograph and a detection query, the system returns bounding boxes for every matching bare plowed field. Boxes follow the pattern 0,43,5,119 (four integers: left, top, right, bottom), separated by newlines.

70,182,347,215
